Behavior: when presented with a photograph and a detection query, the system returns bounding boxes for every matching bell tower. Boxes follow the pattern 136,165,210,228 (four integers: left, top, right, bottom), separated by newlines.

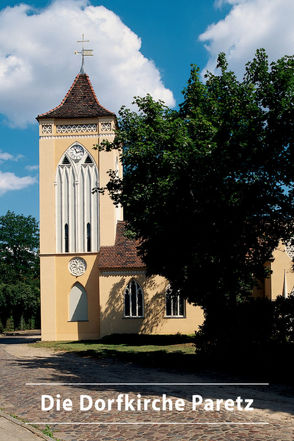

37,66,122,340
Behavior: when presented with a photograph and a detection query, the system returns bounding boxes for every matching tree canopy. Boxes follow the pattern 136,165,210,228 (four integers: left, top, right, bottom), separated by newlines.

0,211,40,330
99,49,294,311
0,210,39,284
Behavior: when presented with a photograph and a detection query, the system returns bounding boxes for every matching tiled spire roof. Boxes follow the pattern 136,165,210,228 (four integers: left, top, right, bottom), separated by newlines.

37,73,114,119
99,221,145,269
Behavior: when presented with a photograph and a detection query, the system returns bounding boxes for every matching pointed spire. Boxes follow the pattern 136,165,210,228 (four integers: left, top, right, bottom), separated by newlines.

37,73,114,120
283,269,288,298
37,35,114,120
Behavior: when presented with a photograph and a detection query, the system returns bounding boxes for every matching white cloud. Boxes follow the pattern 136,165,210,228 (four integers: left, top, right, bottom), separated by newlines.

0,170,37,195
200,0,294,77
0,151,13,161
0,150,24,163
214,0,247,7
25,164,39,171
0,0,175,127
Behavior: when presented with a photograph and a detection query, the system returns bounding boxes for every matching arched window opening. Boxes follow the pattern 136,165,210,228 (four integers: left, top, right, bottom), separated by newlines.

85,155,93,164
165,285,185,317
69,283,88,321
87,222,91,252
124,280,144,317
64,223,69,253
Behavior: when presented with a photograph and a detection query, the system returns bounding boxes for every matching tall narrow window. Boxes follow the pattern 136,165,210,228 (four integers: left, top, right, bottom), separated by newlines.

64,223,69,253
124,280,144,317
87,222,91,252
165,285,185,317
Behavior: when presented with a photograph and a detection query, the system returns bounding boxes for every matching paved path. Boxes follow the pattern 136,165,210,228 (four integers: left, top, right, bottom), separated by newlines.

0,410,52,441
0,335,293,441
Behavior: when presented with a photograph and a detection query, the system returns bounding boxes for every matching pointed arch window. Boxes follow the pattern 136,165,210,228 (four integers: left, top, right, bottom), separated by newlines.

124,280,144,318
165,285,185,317
69,283,88,321
56,144,99,253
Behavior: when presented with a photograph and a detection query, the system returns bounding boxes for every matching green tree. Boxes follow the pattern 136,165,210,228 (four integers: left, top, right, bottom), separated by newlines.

99,49,294,314
0,282,40,331
0,210,39,284
0,211,40,330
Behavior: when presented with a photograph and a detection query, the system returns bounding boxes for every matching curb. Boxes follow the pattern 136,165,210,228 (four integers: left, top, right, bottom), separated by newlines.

0,409,55,441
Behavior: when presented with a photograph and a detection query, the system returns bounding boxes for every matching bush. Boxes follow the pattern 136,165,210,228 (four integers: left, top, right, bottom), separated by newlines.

194,295,294,381
273,294,294,343
194,297,274,356
5,317,15,332
0,282,40,331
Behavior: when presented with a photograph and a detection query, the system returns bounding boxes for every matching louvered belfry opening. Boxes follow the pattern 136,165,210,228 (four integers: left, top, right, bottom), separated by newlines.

56,147,99,253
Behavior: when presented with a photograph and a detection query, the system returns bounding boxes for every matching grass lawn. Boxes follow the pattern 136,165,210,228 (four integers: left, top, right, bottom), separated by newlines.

33,334,197,371
32,334,293,382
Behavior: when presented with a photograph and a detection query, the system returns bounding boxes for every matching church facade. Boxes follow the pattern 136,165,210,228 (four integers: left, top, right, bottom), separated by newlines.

37,71,204,341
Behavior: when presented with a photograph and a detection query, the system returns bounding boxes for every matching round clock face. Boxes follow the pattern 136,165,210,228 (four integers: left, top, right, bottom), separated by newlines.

69,144,84,161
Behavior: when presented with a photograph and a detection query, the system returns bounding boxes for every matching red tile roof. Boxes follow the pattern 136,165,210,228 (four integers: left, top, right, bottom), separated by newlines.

99,221,145,269
37,73,115,120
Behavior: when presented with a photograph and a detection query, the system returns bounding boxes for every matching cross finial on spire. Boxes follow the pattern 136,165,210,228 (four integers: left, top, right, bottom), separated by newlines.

75,34,93,74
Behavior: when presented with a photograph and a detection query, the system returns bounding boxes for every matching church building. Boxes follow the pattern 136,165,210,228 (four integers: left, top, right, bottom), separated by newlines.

37,67,205,341
37,49,293,341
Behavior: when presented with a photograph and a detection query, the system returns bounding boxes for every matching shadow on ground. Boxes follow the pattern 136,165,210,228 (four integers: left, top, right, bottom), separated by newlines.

0,335,293,417
0,336,41,344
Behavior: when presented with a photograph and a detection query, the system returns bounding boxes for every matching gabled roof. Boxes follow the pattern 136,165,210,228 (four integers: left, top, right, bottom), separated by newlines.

99,221,145,269
37,73,115,120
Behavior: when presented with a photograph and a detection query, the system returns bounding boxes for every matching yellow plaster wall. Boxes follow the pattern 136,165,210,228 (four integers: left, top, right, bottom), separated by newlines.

97,116,120,246
99,148,119,246
39,136,56,254
40,256,56,341
268,242,294,300
99,272,204,337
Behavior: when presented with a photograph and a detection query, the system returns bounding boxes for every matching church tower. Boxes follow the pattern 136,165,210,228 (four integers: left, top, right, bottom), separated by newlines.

37,71,122,340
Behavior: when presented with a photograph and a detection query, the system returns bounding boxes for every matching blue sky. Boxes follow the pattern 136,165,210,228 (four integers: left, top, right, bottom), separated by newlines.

0,0,293,220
